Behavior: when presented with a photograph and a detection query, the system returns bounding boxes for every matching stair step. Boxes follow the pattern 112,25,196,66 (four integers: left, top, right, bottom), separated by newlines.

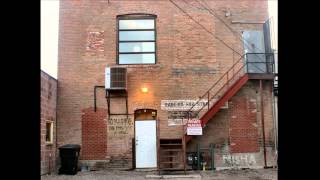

160,161,181,164
159,168,184,171
160,144,182,146
160,149,182,152
160,155,179,157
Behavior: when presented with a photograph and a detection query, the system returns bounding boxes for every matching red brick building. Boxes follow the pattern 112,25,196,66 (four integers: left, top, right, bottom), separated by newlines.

41,70,57,174
57,0,277,171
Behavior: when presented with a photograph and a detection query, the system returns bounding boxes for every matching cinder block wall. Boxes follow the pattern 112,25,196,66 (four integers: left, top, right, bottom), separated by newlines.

57,0,274,169
41,71,57,174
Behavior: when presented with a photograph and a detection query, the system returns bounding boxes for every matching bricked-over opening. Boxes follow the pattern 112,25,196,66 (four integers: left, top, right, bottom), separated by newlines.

229,95,259,153
82,108,107,160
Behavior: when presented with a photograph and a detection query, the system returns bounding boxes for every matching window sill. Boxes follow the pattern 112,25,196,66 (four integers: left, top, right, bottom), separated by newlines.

116,64,162,68
45,142,53,146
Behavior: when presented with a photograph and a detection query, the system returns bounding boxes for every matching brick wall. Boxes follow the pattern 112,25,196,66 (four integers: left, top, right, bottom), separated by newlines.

41,70,57,175
57,0,274,169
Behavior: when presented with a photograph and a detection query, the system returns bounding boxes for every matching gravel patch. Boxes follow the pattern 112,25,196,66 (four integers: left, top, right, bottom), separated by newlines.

41,168,277,180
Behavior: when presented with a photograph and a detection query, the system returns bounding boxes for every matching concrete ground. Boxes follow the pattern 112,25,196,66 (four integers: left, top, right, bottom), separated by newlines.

41,168,277,180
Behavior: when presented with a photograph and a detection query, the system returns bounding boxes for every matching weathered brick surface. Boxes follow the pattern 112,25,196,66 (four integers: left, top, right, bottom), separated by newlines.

57,0,274,169
41,70,57,175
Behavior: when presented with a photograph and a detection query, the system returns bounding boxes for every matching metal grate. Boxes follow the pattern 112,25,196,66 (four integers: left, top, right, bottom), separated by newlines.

110,67,127,89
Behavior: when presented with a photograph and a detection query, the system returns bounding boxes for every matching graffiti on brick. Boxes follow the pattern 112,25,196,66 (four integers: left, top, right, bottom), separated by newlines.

222,154,257,167
108,116,133,136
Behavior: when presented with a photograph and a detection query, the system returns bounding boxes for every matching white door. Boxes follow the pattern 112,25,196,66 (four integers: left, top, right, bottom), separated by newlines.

135,120,157,168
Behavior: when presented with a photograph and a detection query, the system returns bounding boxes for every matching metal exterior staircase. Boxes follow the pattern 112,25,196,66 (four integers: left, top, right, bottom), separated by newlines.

183,54,274,143
156,54,274,174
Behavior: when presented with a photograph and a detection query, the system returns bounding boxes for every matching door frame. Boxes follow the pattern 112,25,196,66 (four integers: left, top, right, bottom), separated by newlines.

242,30,267,74
133,109,158,169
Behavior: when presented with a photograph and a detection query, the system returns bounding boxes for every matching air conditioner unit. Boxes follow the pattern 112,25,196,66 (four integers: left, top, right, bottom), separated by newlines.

105,67,127,90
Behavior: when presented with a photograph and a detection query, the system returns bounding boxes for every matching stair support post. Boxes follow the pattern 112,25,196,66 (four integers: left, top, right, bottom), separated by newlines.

260,80,267,168
210,143,215,171
227,72,229,88
183,135,186,174
197,144,200,170
207,92,210,110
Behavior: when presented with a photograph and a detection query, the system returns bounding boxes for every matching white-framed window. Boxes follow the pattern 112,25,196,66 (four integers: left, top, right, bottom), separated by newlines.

45,120,53,144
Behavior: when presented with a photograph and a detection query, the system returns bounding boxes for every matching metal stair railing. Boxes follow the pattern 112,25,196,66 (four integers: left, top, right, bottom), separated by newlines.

183,55,247,133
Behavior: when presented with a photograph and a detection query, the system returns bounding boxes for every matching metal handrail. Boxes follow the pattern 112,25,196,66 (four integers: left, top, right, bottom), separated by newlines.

186,54,246,113
196,62,246,115
186,55,245,113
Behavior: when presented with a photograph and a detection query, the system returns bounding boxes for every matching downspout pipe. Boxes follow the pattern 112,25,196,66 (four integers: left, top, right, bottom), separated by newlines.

94,86,105,112
55,81,58,173
271,82,278,152
270,80,278,168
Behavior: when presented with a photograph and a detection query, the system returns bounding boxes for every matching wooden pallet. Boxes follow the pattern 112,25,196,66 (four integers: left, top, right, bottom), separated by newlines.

157,138,186,175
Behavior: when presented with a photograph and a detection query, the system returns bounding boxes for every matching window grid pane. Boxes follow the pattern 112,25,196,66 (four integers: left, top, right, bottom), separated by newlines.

119,54,155,64
119,19,154,30
119,42,155,53
119,31,155,41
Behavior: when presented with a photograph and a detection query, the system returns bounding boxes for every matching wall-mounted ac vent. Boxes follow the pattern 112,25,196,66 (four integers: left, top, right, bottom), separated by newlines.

105,67,127,90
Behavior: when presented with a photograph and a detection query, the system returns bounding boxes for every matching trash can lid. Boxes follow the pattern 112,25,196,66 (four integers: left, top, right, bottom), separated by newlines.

59,144,81,149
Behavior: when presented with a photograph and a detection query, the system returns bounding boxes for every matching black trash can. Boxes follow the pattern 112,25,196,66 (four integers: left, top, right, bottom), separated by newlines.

58,144,81,175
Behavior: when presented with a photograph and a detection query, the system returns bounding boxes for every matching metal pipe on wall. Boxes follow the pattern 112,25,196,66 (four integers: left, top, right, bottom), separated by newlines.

275,96,278,150
271,82,278,152
270,80,278,168
55,82,58,172
260,80,267,168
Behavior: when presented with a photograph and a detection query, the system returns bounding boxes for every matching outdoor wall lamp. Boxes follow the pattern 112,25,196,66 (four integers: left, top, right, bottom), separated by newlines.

141,87,148,93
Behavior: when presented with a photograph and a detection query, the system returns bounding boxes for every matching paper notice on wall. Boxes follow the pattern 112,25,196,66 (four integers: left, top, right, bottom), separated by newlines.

163,100,228,126
187,119,202,135
167,111,198,126
187,127,202,135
